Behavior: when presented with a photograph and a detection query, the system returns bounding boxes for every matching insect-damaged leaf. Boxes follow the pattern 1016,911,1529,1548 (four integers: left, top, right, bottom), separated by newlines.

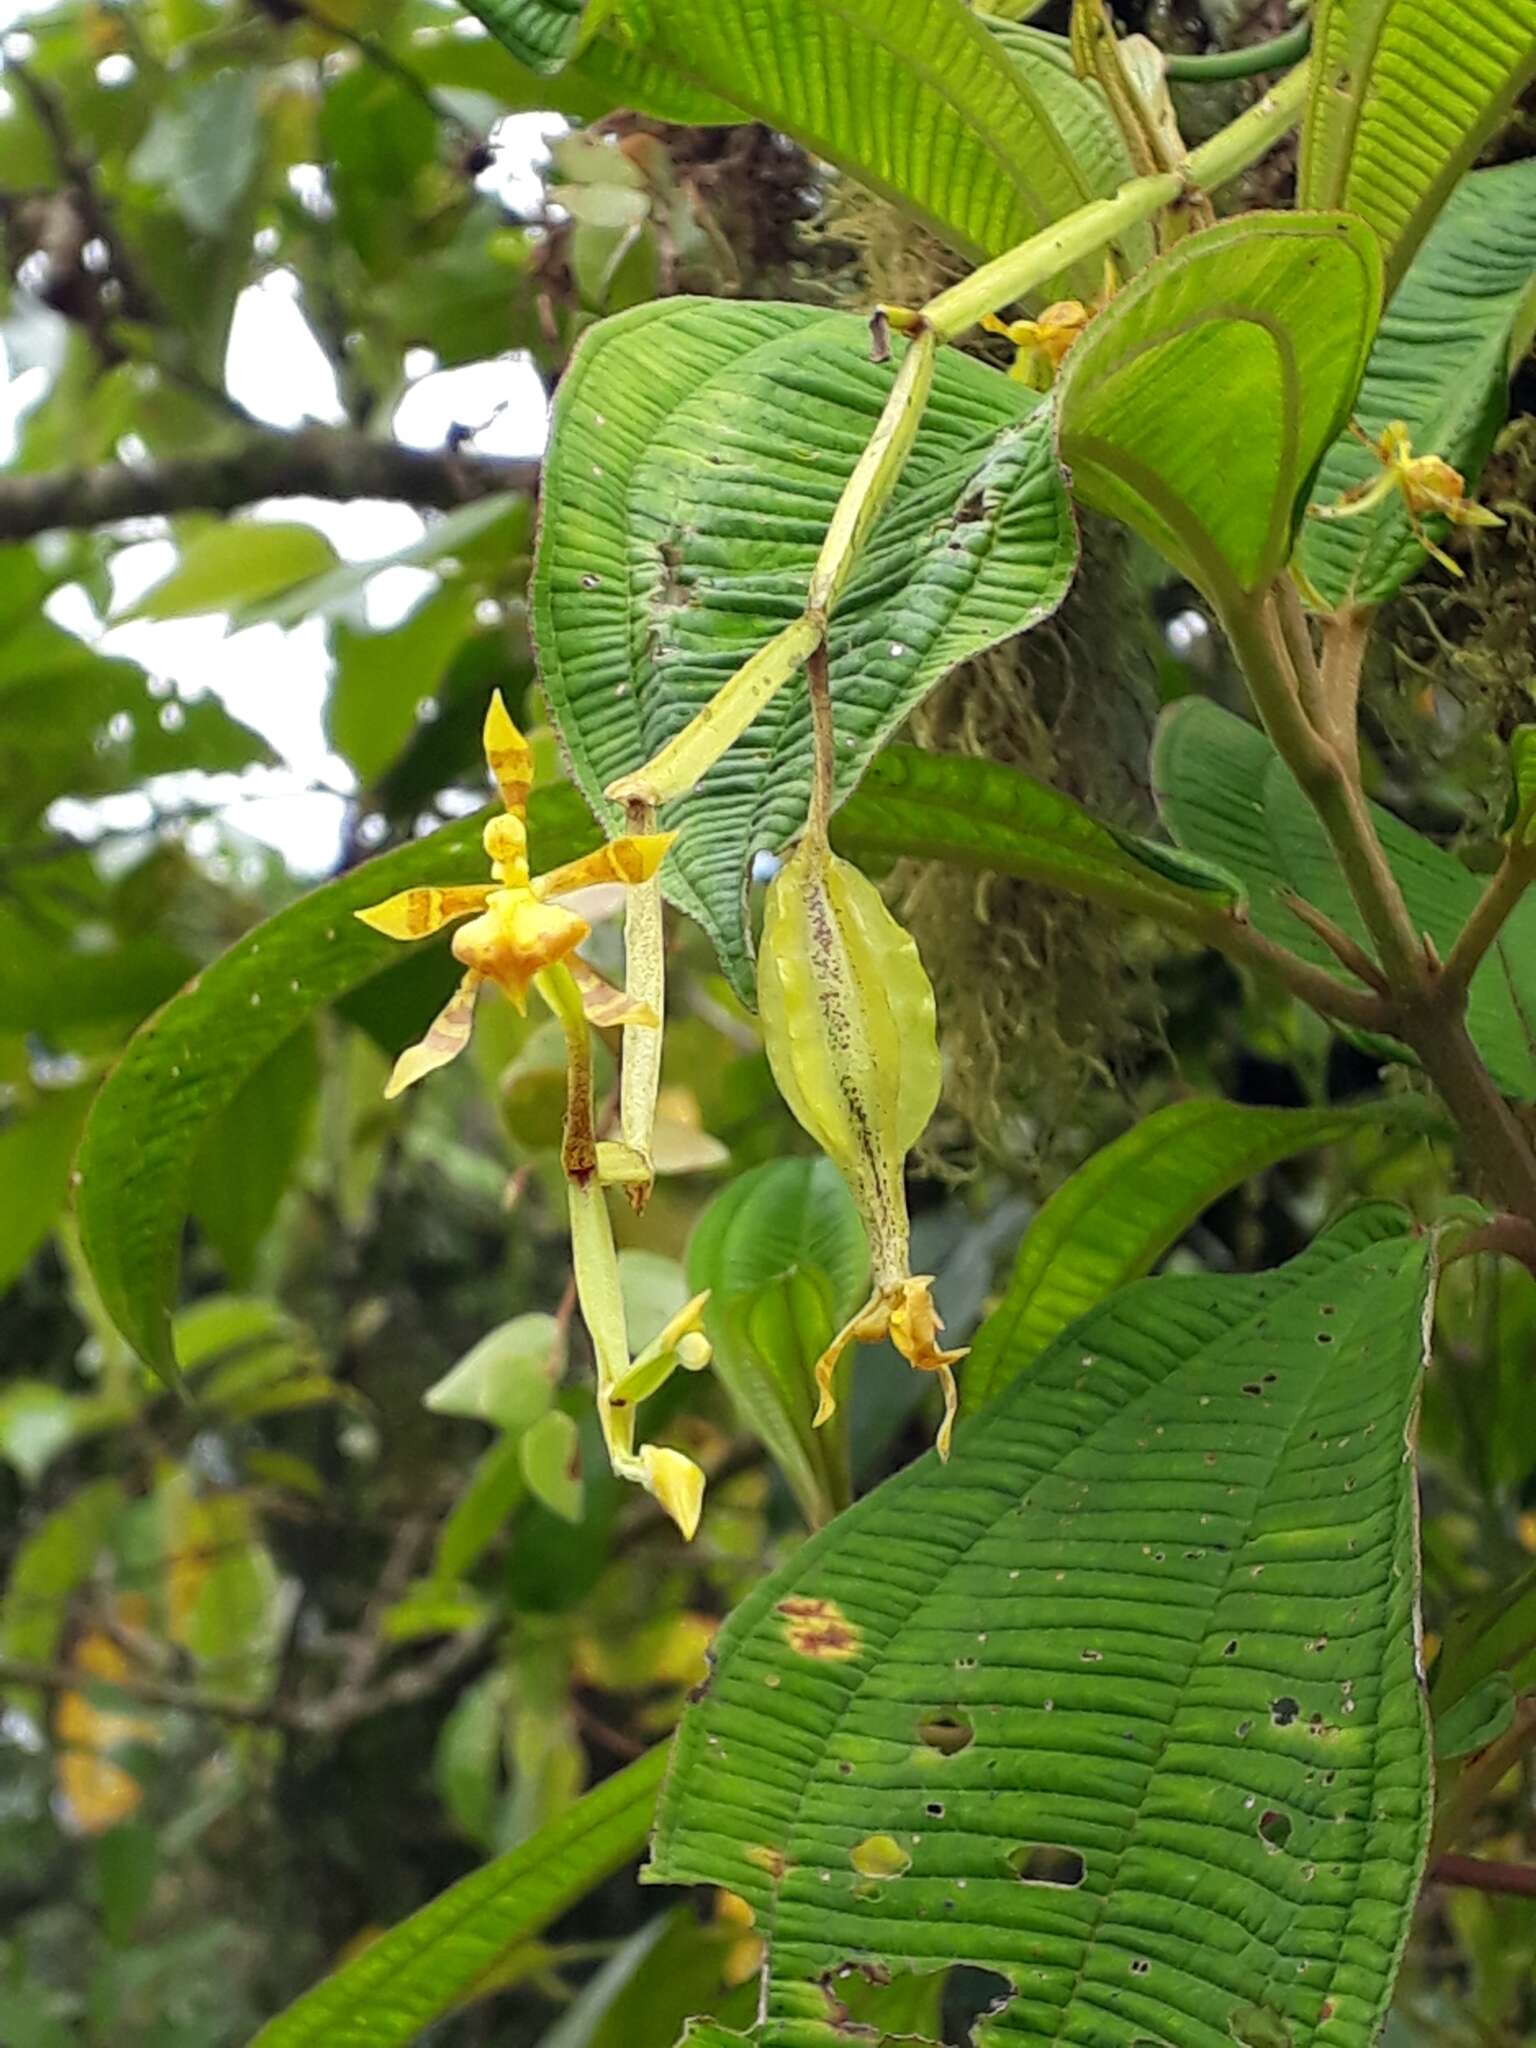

533,300,1077,998
1057,214,1379,617
649,1205,1434,2048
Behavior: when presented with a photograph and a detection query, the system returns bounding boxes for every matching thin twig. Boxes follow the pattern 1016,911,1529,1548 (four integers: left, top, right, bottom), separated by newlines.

1277,889,1389,993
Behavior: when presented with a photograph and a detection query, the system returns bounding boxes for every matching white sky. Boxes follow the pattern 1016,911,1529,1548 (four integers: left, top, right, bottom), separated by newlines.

0,68,559,871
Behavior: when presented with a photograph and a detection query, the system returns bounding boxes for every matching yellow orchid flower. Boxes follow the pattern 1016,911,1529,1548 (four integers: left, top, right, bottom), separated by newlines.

355,692,676,1100
355,696,711,1541
1312,419,1505,578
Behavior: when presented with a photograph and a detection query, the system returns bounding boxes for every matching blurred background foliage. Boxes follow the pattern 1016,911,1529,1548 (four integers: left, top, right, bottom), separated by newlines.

0,0,1534,2043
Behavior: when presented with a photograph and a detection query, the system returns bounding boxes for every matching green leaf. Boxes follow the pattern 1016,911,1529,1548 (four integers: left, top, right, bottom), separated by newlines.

1155,697,1536,1098
1431,1561,1536,1717
464,0,587,71
435,1670,507,1847
0,1381,84,1486
129,71,263,237
123,521,340,620
164,1484,281,1704
1299,159,1536,610
832,743,1241,925
650,1207,1434,2048
1299,0,1536,293
74,789,594,1380
327,585,479,786
421,15,742,127
472,0,1124,275
434,1435,526,1582
247,1742,667,2048
687,1158,869,1528
423,1313,565,1435
188,1025,320,1289
520,1409,584,1524
0,1477,124,1721
0,1087,90,1292
534,301,1077,996
1433,1672,1516,1763
964,1098,1434,1416
239,495,526,630
1057,214,1381,613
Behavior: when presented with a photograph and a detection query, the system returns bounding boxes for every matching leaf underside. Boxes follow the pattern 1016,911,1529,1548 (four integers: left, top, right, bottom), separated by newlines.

1057,214,1381,613
1299,157,1536,610
650,1206,1433,2047
533,300,1078,998
1154,698,1536,1100
1300,0,1536,294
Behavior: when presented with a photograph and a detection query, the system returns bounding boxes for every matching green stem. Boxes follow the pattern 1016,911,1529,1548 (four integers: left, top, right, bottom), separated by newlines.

605,615,821,807
922,57,1309,338
807,324,937,620
1163,21,1312,81
618,798,664,1198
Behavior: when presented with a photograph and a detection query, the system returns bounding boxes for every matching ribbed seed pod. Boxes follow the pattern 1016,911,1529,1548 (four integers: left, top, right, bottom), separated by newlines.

758,833,964,1456
758,835,940,1288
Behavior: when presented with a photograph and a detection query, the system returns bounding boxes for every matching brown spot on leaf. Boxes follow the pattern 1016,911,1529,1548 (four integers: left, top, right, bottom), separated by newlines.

778,1595,862,1660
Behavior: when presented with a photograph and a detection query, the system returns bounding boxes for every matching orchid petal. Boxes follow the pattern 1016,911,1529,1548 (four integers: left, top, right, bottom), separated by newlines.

355,885,493,942
534,832,678,902
382,971,482,1100
483,689,534,818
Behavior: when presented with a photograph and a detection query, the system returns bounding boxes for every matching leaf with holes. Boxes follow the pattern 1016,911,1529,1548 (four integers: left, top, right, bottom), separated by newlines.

963,1096,1437,1416
1057,214,1380,617
649,1205,1435,2047
466,0,1136,279
1299,159,1536,610
533,301,1077,997
74,789,595,1380
1299,0,1536,294
1154,698,1536,1099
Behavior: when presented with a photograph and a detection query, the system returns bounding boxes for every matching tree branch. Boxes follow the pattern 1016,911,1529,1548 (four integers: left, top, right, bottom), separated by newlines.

0,1623,492,1736
0,429,538,540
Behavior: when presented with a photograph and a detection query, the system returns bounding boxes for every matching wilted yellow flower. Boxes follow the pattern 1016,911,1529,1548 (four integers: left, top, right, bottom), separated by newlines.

1313,419,1505,577
355,692,674,1098
757,832,964,1456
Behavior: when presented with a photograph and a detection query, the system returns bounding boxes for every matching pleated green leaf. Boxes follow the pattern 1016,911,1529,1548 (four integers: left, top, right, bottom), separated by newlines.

248,1744,666,2048
1057,214,1380,614
1155,698,1536,1099
963,1097,1434,1416
832,745,1240,925
1299,0,1536,294
463,0,741,121
1299,159,1536,610
75,789,595,1379
462,0,584,72
533,302,1078,997
649,1206,1434,2048
466,0,1130,276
